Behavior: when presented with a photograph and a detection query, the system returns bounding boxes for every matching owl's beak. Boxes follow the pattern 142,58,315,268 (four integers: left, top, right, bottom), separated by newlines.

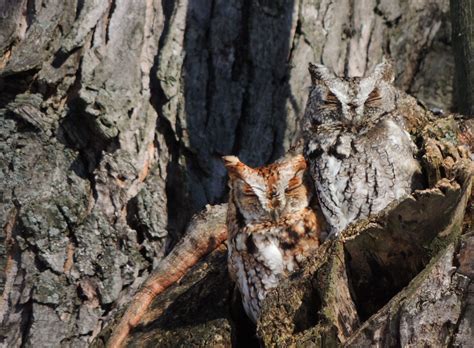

269,192,281,221
271,210,280,222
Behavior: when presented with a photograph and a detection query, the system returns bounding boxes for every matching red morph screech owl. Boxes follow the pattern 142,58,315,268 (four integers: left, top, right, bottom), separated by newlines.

223,154,321,323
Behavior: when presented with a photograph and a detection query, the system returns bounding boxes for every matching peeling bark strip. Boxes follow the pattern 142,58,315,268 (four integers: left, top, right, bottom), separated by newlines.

0,0,463,346
106,204,227,348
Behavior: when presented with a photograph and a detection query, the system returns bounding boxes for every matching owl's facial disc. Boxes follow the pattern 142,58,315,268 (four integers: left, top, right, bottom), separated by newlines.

223,155,309,224
305,57,397,130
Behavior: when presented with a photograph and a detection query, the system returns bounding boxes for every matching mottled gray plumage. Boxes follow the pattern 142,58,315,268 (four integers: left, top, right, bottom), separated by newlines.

303,58,423,236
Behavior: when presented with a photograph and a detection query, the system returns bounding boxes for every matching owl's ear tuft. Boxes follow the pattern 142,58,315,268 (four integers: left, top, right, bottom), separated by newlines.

373,56,395,83
223,156,246,179
290,155,307,173
222,155,240,167
279,155,307,178
308,63,334,84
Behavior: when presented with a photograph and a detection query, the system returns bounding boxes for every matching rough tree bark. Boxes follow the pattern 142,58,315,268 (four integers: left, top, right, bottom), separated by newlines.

451,0,474,116
0,0,469,347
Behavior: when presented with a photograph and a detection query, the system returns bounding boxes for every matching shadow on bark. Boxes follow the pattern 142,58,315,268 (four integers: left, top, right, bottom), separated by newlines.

180,0,296,217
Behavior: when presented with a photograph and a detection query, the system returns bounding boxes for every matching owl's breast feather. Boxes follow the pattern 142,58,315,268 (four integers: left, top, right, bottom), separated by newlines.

258,242,284,276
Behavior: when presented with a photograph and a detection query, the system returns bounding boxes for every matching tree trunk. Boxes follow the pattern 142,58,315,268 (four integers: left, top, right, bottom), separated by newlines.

0,0,467,347
451,0,474,116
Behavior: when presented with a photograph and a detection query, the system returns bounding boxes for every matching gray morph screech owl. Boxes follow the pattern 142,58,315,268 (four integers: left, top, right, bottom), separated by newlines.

223,155,321,323
303,58,423,236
